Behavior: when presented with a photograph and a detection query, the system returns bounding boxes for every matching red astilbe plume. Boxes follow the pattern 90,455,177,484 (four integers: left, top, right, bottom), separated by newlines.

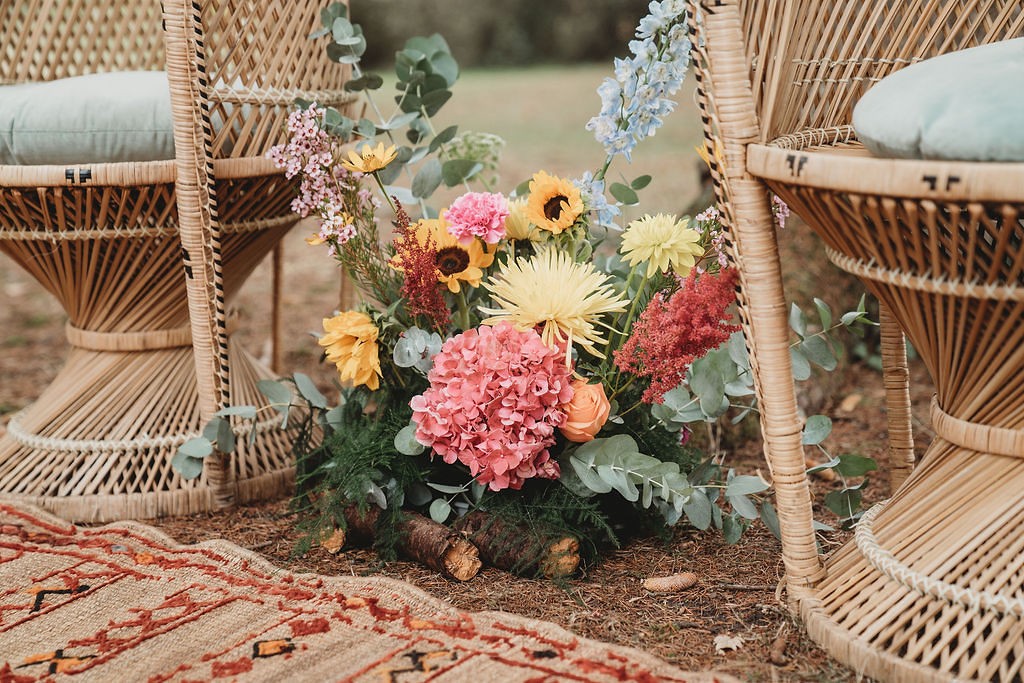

615,268,741,404
391,200,450,330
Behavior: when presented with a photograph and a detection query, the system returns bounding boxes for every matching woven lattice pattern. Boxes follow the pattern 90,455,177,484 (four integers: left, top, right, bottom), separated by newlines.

198,0,354,159
737,0,1024,142
0,1,165,84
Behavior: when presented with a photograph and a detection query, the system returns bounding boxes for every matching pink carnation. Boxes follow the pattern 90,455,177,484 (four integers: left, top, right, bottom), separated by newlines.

410,322,574,491
443,192,510,245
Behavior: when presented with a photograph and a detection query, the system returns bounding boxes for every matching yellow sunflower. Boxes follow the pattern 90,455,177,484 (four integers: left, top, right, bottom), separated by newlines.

340,141,398,174
319,310,382,390
525,171,584,235
620,213,704,277
413,216,495,293
480,247,627,360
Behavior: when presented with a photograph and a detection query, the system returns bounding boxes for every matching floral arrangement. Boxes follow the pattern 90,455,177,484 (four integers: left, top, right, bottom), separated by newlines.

173,1,876,575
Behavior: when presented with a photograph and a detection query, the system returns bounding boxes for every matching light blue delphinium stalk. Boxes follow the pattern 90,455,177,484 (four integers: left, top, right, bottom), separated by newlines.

586,0,691,176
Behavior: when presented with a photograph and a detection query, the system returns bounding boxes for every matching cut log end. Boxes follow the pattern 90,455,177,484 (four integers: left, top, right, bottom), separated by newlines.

443,536,482,581
538,537,581,579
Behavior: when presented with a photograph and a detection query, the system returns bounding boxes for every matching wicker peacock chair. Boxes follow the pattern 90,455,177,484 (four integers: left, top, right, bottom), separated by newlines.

690,0,1024,680
0,1,356,522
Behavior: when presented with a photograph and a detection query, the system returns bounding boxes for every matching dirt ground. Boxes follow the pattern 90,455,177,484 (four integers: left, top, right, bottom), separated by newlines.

0,222,936,682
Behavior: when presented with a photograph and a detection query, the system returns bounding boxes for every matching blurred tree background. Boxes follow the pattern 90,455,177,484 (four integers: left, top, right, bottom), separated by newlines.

351,0,652,67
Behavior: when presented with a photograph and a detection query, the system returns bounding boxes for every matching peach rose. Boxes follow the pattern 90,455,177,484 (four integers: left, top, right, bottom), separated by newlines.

560,379,611,443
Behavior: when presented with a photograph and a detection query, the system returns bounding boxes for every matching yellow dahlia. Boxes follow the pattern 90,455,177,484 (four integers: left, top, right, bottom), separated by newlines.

480,248,627,359
620,213,704,277
525,171,584,235
340,141,398,174
319,310,382,390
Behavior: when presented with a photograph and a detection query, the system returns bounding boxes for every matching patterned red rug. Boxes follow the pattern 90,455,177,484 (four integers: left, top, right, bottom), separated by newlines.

0,502,735,682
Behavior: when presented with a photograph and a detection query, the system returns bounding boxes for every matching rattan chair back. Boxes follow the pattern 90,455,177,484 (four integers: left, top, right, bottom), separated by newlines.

0,0,355,521
692,1,1024,680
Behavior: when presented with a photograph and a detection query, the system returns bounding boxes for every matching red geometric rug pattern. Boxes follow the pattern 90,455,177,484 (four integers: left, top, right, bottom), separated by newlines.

0,502,735,682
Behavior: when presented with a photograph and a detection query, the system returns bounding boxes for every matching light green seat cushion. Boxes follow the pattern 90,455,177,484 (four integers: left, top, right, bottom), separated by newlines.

0,71,174,166
853,38,1024,162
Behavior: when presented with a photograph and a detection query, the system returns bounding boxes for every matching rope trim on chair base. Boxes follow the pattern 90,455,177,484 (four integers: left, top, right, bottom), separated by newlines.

6,413,284,454
930,396,1024,458
855,501,1024,617
65,323,194,351
825,247,1024,301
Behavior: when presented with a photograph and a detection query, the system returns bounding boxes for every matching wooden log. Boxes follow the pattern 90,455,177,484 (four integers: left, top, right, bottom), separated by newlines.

344,507,481,582
454,512,580,578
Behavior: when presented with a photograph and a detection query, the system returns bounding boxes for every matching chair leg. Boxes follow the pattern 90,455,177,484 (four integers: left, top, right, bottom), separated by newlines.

690,0,825,604
878,303,915,491
271,242,284,375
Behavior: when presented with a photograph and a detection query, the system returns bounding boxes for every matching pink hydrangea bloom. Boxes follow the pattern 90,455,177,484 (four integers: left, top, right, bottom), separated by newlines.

410,322,574,491
443,192,510,245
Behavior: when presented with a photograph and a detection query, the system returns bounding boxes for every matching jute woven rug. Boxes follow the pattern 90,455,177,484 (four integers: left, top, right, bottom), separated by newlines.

0,502,735,682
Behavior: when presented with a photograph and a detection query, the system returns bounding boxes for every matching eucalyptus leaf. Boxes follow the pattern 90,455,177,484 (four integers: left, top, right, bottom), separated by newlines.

722,514,743,544
609,182,639,205
367,482,387,509
833,454,878,478
412,158,443,198
682,488,712,530
814,297,833,330
426,482,467,494
216,416,235,454
727,331,750,369
293,373,328,409
801,335,837,371
376,157,404,185
171,451,204,480
801,414,833,445
805,456,841,473
344,73,384,92
789,303,807,337
202,418,222,443
428,498,451,523
790,346,812,381
725,475,769,497
597,463,639,502
441,159,483,186
380,111,420,130
179,437,212,458
257,380,293,413
630,174,652,190
429,51,459,86
760,501,782,540
324,405,346,433
215,406,257,420
421,89,452,116
406,482,433,506
394,424,426,455
429,125,459,153
824,488,863,519
569,454,613,494
729,493,760,520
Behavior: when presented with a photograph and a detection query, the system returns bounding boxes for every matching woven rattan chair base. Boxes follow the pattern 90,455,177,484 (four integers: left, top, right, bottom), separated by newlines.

749,137,1024,681
0,167,301,523
804,446,1024,682
0,341,296,523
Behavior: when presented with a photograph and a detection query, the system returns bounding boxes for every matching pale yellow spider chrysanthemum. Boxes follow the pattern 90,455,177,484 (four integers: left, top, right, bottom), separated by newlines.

620,213,704,277
340,141,398,174
479,248,627,360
